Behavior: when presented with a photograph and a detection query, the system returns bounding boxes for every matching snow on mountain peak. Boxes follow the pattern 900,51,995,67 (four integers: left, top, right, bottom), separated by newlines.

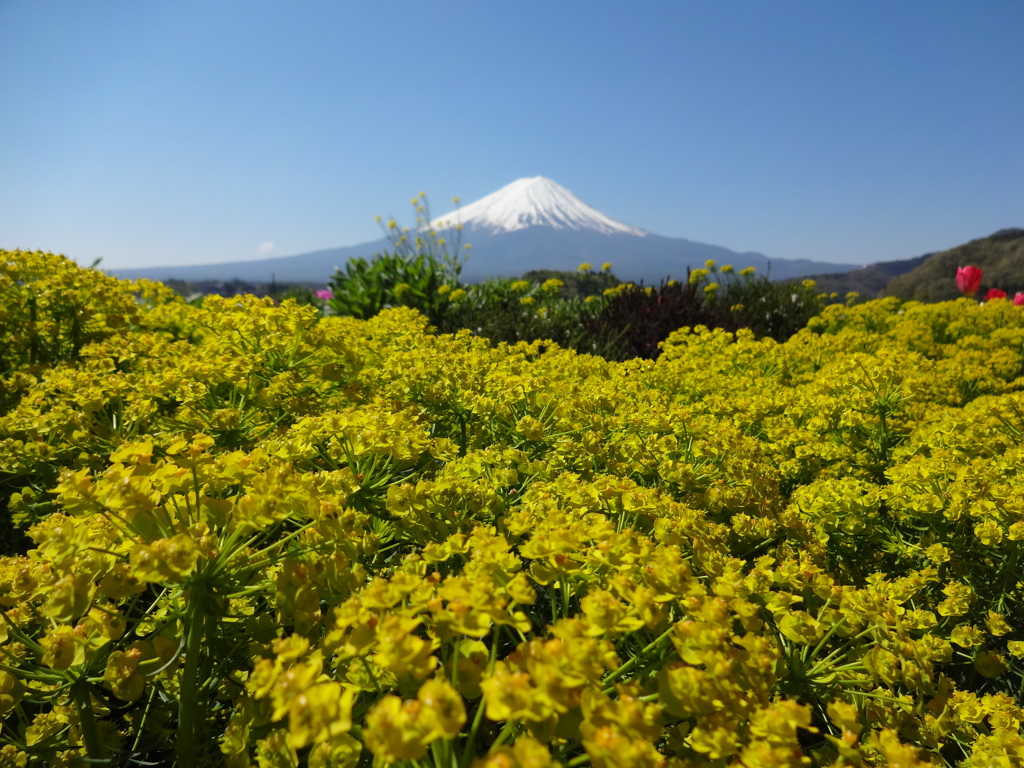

430,176,646,236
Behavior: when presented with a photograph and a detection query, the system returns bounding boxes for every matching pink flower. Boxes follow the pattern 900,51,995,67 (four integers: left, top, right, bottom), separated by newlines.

984,288,1007,301
1014,292,1024,307
316,289,334,300
956,266,982,297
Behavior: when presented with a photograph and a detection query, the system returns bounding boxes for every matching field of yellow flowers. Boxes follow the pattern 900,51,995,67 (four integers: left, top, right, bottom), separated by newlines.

2,250,1024,767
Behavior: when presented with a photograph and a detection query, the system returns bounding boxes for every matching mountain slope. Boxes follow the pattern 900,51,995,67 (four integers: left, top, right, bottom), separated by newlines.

881,228,1024,301
453,227,852,283
106,177,857,285
107,240,390,285
786,253,933,297
431,176,646,236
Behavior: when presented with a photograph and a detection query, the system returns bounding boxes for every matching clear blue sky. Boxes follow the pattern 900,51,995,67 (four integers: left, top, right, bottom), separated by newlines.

2,1,1022,270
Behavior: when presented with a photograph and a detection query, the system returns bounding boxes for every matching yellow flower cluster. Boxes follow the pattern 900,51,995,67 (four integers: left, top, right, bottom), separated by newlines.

2,249,1024,766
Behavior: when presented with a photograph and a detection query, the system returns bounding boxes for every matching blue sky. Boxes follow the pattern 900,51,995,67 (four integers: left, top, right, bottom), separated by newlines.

2,1,1022,270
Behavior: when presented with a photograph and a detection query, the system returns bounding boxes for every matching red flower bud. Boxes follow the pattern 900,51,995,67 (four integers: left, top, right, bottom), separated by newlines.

956,266,982,297
1014,292,1024,307
984,288,1007,301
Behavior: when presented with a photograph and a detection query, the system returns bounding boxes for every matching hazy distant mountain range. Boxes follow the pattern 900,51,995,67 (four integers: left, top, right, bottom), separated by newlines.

106,177,859,286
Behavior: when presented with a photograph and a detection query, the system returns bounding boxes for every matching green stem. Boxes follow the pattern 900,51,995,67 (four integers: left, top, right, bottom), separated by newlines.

458,700,488,768
602,624,676,691
75,677,107,765
845,689,912,706
491,718,519,747
460,625,505,768
177,583,207,766
803,614,845,666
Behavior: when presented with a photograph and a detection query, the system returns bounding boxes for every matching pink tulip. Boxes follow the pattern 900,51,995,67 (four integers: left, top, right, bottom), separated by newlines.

1014,292,1024,307
956,266,982,297
984,288,1007,301
316,289,334,300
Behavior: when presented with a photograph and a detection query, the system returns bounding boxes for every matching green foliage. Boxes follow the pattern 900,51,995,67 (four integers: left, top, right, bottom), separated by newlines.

519,268,620,299
327,193,467,321
705,263,828,341
438,272,619,356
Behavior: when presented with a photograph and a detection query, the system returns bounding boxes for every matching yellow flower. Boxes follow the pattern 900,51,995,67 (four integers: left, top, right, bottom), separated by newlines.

973,650,1008,678
287,682,354,749
363,696,429,761
40,626,85,670
975,520,1003,546
950,624,985,647
480,664,548,722
372,615,438,679
516,416,546,441
985,611,1011,636
416,678,466,741
577,262,592,272
104,648,145,701
475,736,554,768
129,533,199,583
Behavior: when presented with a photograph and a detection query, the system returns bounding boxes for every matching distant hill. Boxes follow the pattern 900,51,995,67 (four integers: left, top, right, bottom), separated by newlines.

881,228,1024,301
789,228,1024,301
792,253,933,297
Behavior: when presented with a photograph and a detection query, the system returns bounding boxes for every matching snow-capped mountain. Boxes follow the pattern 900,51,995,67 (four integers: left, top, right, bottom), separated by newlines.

431,176,647,237
106,177,857,285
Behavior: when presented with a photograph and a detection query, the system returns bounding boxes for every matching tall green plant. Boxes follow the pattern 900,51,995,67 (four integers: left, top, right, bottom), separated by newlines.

326,193,469,321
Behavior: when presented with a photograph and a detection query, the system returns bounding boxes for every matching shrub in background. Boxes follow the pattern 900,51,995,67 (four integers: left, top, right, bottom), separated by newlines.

588,262,837,361
326,193,468,322
519,265,620,299
324,194,836,360
439,266,620,356
585,278,740,361
326,198,621,354
715,264,834,340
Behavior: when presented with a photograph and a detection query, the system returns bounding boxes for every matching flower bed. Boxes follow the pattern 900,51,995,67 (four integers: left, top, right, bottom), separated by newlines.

2,250,1024,766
